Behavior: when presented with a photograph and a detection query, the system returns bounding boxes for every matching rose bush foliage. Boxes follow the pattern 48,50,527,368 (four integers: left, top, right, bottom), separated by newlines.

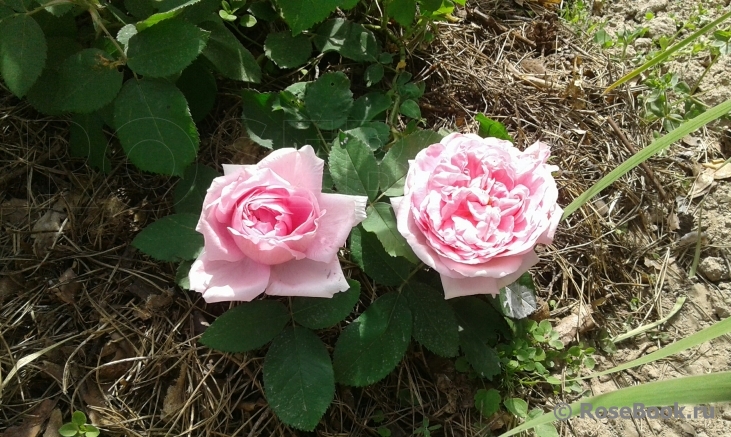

391,133,561,298
188,146,367,302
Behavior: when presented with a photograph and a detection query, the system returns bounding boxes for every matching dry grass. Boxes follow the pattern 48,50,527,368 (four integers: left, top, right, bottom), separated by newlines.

0,2,691,436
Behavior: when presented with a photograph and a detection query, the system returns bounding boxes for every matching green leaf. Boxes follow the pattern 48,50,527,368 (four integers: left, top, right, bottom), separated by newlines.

304,72,353,130
176,60,217,123
72,411,86,426
82,425,100,437
349,226,411,286
475,113,512,141
459,332,501,379
69,112,111,173
329,133,379,199
131,213,203,261
58,423,79,437
200,300,289,352
0,14,47,97
402,282,459,357
274,0,340,35
174,163,220,214
33,9,76,36
474,388,501,417
398,99,421,119
379,130,444,196
264,31,312,69
292,279,361,329
313,18,380,62
241,90,320,149
239,14,257,27
419,0,442,12
137,0,203,29
504,398,528,418
117,24,138,46
124,0,155,20
114,78,199,176
450,296,510,343
499,273,537,319
127,19,209,77
176,259,193,289
248,1,278,21
333,292,412,386
348,92,392,127
386,0,415,27
55,48,123,113
364,63,384,86
342,127,383,151
199,19,261,82
361,203,417,262
263,326,335,431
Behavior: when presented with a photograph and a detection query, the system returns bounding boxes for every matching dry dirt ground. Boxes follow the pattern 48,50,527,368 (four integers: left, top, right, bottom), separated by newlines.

1,0,731,436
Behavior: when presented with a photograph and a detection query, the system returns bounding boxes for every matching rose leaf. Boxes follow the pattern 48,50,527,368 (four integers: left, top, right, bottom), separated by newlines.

264,31,312,69
200,300,289,353
127,19,210,78
378,129,443,197
292,279,361,329
263,326,335,431
329,132,379,200
131,213,203,262
114,78,199,176
333,292,412,386
361,203,418,263
403,282,460,357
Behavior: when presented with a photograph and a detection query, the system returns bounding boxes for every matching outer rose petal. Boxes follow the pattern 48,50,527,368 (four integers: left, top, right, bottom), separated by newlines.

305,193,367,262
536,204,563,245
189,250,271,302
441,275,499,299
266,256,349,297
391,195,459,278
256,145,324,191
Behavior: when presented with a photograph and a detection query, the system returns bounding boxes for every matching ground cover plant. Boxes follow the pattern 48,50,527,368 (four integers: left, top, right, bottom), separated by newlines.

1,0,731,436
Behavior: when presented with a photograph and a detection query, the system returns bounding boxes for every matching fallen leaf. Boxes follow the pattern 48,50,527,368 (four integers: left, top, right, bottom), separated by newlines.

689,168,715,198
42,409,63,437
554,304,595,345
2,399,56,437
712,163,731,180
0,274,24,305
48,268,80,305
161,365,187,421
31,199,67,257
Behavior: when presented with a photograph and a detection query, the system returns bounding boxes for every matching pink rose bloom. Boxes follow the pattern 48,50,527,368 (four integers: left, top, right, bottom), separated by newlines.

189,146,367,302
391,133,562,298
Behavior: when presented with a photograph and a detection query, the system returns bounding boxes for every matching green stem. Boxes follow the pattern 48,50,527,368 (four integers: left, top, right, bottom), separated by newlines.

690,53,717,95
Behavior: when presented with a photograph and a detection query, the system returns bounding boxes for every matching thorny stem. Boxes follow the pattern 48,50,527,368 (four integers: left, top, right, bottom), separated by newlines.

88,6,127,62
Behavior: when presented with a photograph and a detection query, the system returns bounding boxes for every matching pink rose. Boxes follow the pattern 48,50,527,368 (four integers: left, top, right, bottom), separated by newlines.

391,133,561,298
189,146,367,302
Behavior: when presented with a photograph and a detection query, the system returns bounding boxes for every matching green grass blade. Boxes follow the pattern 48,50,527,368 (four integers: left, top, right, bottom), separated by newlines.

573,316,731,381
499,372,731,437
604,10,731,93
562,98,731,220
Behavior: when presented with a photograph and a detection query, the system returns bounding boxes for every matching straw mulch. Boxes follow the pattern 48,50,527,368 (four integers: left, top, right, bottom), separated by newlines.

0,1,685,435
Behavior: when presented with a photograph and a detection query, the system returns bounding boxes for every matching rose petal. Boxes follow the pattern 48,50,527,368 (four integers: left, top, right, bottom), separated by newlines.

266,256,349,298
495,251,539,289
305,193,367,262
229,227,305,265
256,145,324,191
391,194,460,278
222,164,256,176
441,275,500,299
189,250,270,302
